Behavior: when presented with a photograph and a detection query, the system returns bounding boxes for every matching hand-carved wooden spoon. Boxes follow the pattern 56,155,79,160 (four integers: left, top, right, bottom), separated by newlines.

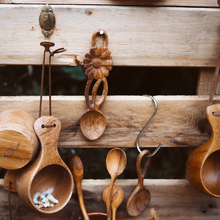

126,150,151,216
80,78,108,141
102,185,124,220
80,30,113,141
106,148,127,220
186,104,220,197
69,155,89,220
16,116,74,214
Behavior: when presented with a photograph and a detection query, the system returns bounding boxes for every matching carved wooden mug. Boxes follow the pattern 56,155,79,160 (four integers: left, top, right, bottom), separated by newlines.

0,109,39,192
16,116,74,214
186,104,220,197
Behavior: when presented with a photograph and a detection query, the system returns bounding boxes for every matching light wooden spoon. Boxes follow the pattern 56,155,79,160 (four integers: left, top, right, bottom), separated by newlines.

69,155,89,220
106,148,127,220
102,185,124,220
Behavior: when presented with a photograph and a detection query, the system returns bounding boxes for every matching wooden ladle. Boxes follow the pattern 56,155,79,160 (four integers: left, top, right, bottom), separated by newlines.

102,185,124,220
126,150,151,216
106,148,127,220
186,104,220,197
69,155,89,220
16,116,74,214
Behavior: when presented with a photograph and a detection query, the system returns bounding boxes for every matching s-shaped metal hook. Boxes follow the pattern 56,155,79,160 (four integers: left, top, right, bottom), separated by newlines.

136,95,163,157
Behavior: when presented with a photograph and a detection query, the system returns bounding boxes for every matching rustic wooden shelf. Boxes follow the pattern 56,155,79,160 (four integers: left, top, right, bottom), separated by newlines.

1,179,220,220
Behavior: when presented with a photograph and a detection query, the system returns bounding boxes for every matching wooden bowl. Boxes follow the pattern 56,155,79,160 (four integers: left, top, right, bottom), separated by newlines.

0,109,38,170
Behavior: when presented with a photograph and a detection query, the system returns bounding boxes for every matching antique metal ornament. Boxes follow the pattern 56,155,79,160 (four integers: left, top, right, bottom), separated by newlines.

39,4,55,38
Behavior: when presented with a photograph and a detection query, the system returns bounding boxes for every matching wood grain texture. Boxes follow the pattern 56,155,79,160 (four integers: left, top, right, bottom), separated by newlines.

16,116,74,214
186,104,220,197
0,109,39,170
0,95,215,148
1,179,220,220
1,5,220,67
197,68,220,95
0,0,219,7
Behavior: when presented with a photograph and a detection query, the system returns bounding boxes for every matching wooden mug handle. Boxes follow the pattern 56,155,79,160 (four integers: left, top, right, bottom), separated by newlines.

91,29,108,48
84,78,108,111
136,150,151,188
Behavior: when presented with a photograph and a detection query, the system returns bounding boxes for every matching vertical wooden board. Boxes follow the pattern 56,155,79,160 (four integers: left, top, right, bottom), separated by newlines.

197,68,220,95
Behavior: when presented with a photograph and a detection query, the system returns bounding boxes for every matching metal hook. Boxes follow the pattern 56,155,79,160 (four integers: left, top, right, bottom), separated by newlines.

136,95,163,157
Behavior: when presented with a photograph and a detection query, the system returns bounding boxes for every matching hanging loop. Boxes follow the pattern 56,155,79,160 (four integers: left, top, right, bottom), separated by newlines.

136,95,162,157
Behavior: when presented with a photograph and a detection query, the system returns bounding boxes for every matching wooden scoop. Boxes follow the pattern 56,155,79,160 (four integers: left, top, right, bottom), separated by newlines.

102,185,124,220
186,104,220,197
16,116,74,214
106,148,127,220
126,150,151,216
80,78,108,141
69,155,89,220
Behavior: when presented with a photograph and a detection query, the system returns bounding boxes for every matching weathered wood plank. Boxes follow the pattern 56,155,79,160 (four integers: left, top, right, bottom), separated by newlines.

197,67,220,95
1,179,220,220
1,5,220,67
0,95,214,148
0,0,219,7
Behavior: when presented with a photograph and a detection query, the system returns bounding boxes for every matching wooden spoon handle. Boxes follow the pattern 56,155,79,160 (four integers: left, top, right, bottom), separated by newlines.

76,180,89,220
84,78,108,111
70,155,89,220
136,150,151,187
106,177,115,220
92,78,108,110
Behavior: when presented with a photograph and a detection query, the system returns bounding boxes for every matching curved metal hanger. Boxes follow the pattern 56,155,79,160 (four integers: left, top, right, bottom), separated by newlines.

136,95,163,157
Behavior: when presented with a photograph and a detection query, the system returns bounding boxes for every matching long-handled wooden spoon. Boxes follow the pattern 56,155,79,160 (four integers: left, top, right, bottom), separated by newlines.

106,148,127,220
126,150,151,216
69,155,89,220
102,185,124,220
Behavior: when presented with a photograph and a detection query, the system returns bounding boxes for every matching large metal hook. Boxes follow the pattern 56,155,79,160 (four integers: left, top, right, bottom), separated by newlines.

136,95,163,157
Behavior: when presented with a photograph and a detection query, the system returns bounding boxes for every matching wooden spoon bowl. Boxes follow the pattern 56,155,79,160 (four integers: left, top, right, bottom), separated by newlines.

80,109,106,141
16,116,74,214
106,148,127,220
186,104,220,197
126,150,151,216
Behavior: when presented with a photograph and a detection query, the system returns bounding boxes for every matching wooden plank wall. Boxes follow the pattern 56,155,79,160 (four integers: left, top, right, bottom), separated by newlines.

1,0,220,220
0,96,213,148
1,5,220,66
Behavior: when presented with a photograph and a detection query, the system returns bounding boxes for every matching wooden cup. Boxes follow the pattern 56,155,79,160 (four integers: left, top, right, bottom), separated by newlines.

0,109,39,170
186,104,220,197
16,116,74,214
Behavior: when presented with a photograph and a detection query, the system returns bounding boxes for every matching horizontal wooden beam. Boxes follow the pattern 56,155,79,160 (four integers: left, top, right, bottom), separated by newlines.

1,5,220,67
0,0,219,7
1,179,220,220
0,95,214,148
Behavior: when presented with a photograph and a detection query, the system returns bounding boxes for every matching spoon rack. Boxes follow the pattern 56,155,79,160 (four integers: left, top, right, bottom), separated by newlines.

1,1,220,220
